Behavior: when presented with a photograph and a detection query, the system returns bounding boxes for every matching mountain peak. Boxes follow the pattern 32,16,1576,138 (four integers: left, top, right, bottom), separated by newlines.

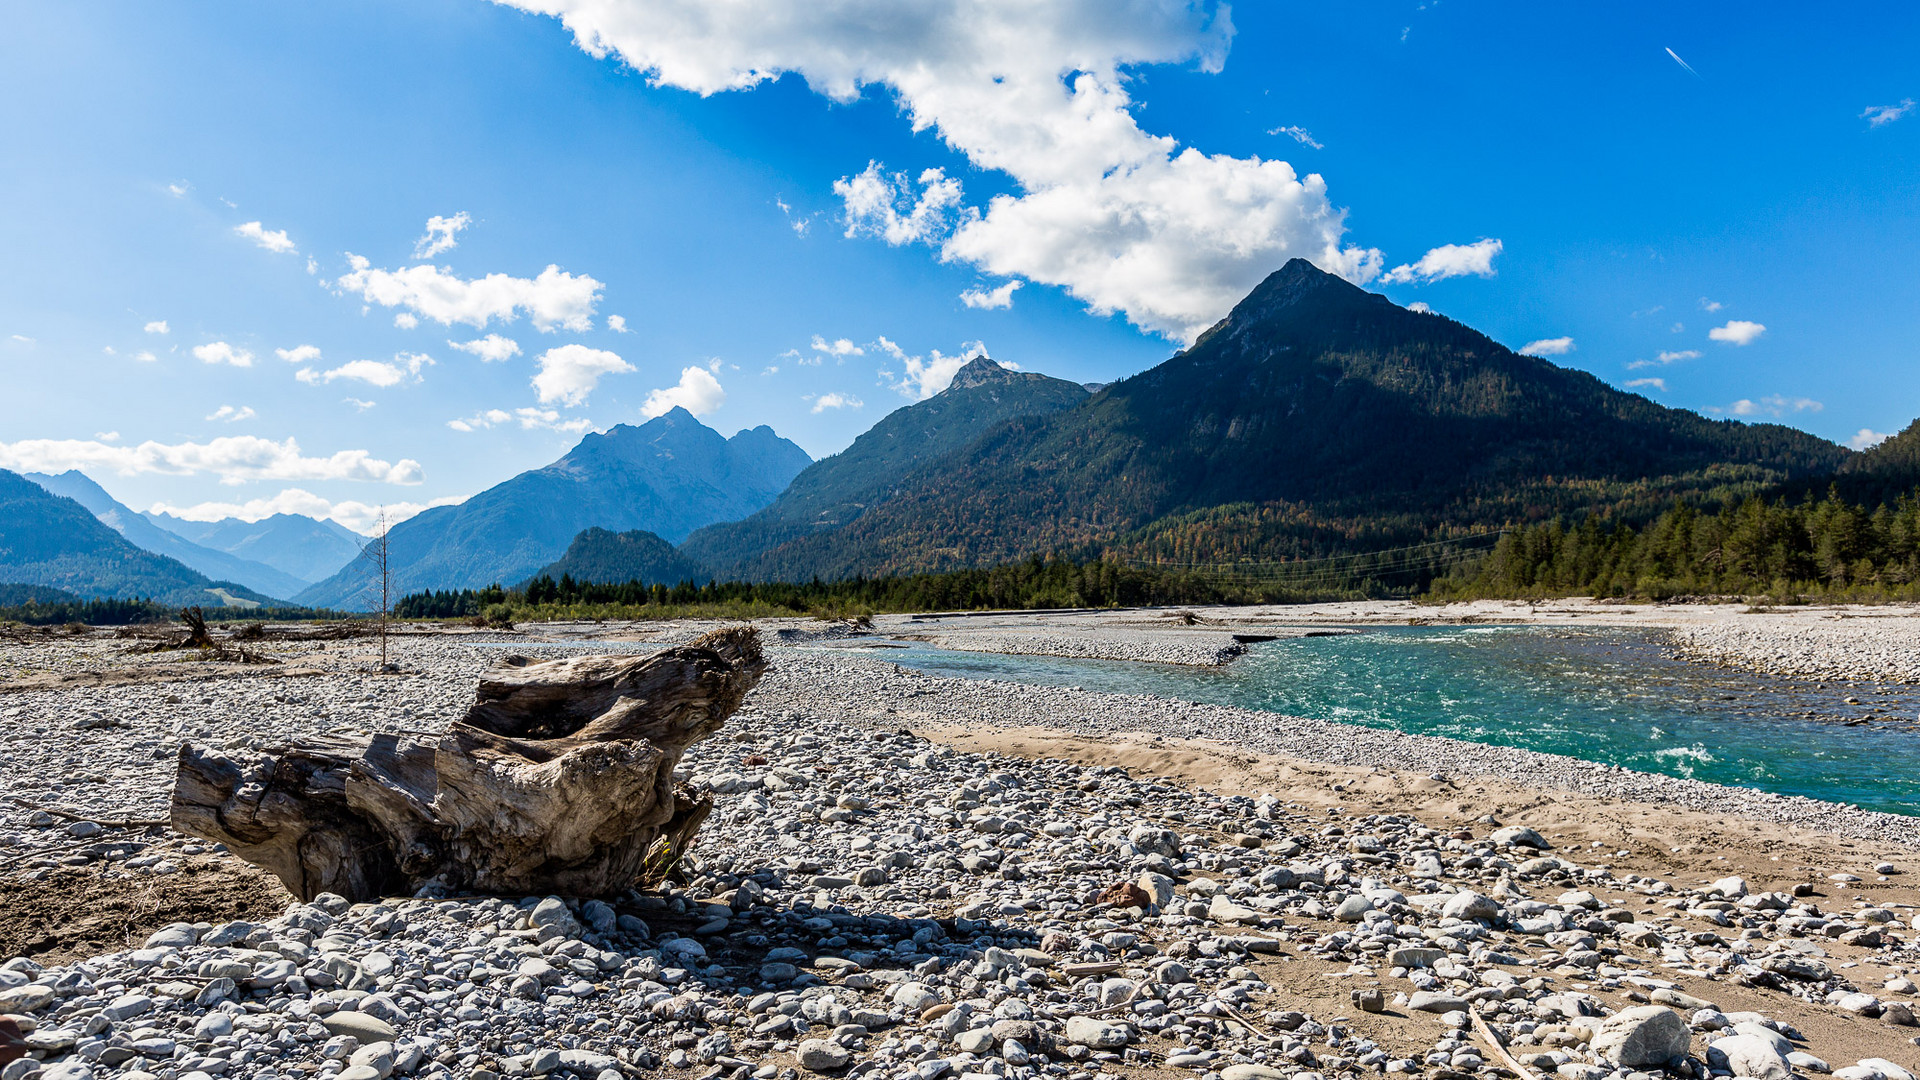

946,355,1013,391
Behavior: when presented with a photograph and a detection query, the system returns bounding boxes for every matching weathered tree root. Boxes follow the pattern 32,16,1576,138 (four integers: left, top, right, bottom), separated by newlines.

171,625,764,902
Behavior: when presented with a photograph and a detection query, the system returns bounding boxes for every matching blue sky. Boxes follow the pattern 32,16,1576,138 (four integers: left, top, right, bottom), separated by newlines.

1,1,1914,531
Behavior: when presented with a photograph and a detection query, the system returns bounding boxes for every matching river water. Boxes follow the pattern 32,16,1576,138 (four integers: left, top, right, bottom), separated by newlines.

867,626,1920,816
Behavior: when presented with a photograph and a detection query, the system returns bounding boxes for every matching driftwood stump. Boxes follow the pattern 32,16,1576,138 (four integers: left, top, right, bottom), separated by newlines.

172,626,764,902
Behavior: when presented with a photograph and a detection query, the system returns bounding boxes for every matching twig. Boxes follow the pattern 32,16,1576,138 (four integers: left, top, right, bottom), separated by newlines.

6,796,169,829
1471,1010,1540,1080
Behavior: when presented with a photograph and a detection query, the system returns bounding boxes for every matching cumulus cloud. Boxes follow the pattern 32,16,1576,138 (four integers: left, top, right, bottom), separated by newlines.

607,315,629,333
275,344,322,364
149,488,460,532
234,221,296,254
876,335,984,399
533,344,633,406
448,334,523,362
413,212,471,259
133,350,157,363
205,405,256,423
1863,99,1914,127
0,437,423,487
1851,428,1892,450
1725,395,1821,418
809,392,864,413
446,407,594,434
811,335,864,358
1709,319,1766,346
336,255,602,332
1698,297,1723,313
497,0,1385,342
193,341,254,367
1628,348,1703,370
960,280,1023,309
1623,377,1667,392
1518,336,1573,357
295,353,434,388
639,364,726,418
394,312,420,330
1405,301,1431,313
1383,239,1503,285
144,320,169,335
1268,125,1322,149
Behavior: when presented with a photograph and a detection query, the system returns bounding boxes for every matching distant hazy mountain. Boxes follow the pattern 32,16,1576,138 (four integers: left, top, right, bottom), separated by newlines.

712,259,1849,580
298,407,810,609
0,582,83,607
680,356,1090,579
25,471,306,600
523,528,706,588
0,470,280,608
146,510,365,585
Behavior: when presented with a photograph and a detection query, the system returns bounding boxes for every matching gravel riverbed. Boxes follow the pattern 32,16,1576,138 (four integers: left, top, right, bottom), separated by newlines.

0,629,1917,1080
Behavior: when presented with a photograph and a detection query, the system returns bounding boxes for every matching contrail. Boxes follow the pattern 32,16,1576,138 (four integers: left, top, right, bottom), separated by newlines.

1665,47,1702,78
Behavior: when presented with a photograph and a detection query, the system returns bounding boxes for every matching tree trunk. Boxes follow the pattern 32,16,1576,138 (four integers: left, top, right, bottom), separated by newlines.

171,626,763,903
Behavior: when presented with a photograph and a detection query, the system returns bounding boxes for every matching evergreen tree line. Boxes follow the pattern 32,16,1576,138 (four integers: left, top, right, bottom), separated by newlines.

0,596,170,625
1434,488,1920,600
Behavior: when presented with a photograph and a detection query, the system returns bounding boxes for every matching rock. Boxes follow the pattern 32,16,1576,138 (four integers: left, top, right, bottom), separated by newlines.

892,982,940,1013
1333,895,1373,922
1710,875,1749,898
1489,825,1549,848
1590,1006,1690,1067
1407,991,1469,1014
1220,1066,1291,1080
1440,890,1499,922
1097,881,1151,908
1351,988,1385,1013
0,986,53,1013
1389,947,1443,969
1135,872,1175,908
1707,1034,1791,1080
322,1011,398,1042
1207,893,1262,924
1788,1051,1832,1074
797,1039,851,1072
1062,1016,1131,1048
1650,987,1713,1011
1731,1022,1792,1057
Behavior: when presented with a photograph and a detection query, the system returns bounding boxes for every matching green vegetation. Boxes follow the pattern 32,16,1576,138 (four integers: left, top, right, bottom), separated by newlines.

1433,488,1920,601
0,594,169,626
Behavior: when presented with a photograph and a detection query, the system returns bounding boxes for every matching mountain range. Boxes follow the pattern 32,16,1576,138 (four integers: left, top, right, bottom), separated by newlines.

295,407,811,608
680,356,1091,579
0,470,281,608
146,510,365,586
523,528,705,589
684,260,1850,580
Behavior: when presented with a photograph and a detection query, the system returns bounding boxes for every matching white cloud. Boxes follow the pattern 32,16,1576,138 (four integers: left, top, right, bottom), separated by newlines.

166,181,190,198
1383,239,1503,285
1725,395,1821,418
133,350,157,362
149,488,461,533
960,280,1023,309
1623,377,1667,392
639,365,726,418
344,398,377,411
1709,319,1766,346
1851,428,1892,450
95,431,120,442
205,405,256,423
1268,125,1322,150
1405,301,1431,313
394,312,420,330
1518,336,1573,357
0,437,423,486
413,212,471,259
809,392,864,413
447,407,594,434
336,255,602,332
275,344,322,364
876,335,984,399
8,335,32,345
296,353,434,388
193,341,255,367
1863,99,1915,128
499,0,1384,342
306,257,319,275
1698,297,1723,313
1628,348,1703,370
448,334,523,362
234,220,296,254
837,164,968,246
143,320,169,335
607,314,629,333
533,344,633,406
811,335,864,358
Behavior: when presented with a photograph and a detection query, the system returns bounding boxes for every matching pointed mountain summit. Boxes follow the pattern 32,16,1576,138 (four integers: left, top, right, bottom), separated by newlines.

711,259,1848,579
297,408,809,609
145,511,366,586
679,356,1090,578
